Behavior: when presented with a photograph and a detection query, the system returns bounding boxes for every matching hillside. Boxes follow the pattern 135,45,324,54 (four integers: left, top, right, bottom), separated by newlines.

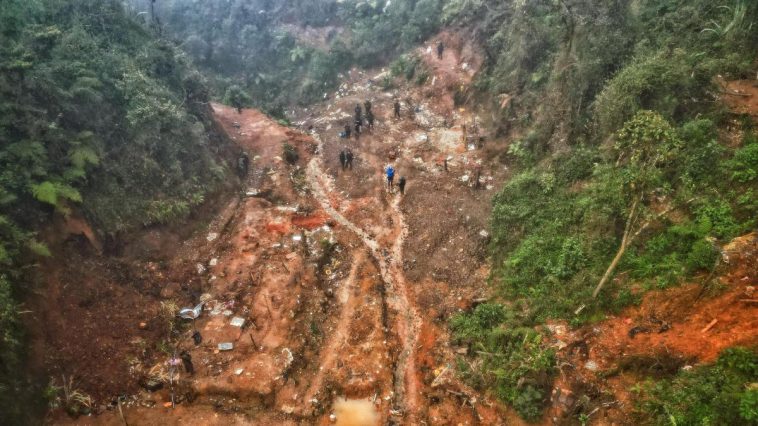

1,0,757,425
0,1,236,423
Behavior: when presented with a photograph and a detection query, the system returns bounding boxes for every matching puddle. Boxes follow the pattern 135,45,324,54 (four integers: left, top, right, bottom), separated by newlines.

332,398,379,426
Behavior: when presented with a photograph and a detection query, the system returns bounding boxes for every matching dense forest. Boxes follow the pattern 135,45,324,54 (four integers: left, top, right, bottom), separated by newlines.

1,0,757,424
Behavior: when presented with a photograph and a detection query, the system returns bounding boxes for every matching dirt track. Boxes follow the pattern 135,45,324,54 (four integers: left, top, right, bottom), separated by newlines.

46,32,507,425
38,31,758,426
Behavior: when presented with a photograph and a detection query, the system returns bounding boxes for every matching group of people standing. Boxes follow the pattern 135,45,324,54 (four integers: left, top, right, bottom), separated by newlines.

346,100,375,139
338,148,354,170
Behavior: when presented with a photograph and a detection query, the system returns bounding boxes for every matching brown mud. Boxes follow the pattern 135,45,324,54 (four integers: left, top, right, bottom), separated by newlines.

36,32,758,426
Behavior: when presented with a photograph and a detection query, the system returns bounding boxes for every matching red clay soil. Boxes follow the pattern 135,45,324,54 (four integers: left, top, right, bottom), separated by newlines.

545,233,758,424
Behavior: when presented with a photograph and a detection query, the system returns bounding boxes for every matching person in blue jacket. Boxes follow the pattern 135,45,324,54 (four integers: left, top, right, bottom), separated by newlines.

385,165,395,191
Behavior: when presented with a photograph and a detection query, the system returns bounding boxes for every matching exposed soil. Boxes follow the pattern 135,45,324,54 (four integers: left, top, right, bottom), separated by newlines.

544,233,758,424
34,31,757,426
720,78,758,121
40,30,510,425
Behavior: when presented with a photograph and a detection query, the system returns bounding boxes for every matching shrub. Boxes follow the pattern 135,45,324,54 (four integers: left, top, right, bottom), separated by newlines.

282,143,299,165
450,303,556,421
637,347,758,425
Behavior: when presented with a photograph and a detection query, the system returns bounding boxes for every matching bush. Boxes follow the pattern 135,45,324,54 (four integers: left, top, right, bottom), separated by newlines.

637,347,758,425
450,303,555,421
282,143,299,165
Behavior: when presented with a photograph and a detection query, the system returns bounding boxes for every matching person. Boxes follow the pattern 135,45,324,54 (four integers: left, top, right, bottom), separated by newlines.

364,100,372,114
437,41,444,60
237,152,249,178
355,103,363,124
339,150,347,170
344,123,351,139
398,176,406,195
180,351,194,375
346,149,354,170
354,121,361,139
385,164,395,191
366,110,374,130
393,100,401,118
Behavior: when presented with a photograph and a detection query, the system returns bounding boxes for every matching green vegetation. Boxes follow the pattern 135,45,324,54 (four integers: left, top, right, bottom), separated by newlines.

442,0,758,421
636,348,758,425
0,0,231,422
126,0,446,111
451,303,555,420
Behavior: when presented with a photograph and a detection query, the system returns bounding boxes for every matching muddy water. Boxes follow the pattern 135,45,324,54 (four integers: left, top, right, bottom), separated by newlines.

333,398,380,426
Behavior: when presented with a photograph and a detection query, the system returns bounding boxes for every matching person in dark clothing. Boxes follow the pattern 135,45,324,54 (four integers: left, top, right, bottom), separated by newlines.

344,123,351,139
393,100,401,118
180,351,194,375
339,150,347,170
437,41,444,59
346,149,354,170
237,152,249,178
366,110,374,130
398,176,406,195
355,103,363,124
364,100,372,114
354,120,361,139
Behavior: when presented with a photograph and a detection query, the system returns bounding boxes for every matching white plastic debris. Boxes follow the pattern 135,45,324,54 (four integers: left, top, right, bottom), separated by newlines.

218,342,234,351
584,360,598,371
479,230,489,238
461,175,470,182
209,258,218,267
234,368,244,375
206,232,218,242
179,302,204,320
230,317,245,327
292,234,302,242
196,263,206,274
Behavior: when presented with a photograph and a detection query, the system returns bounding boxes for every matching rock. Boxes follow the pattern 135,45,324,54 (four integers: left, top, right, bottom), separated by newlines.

479,230,489,238
584,360,598,371
138,322,148,330
206,232,219,242
209,258,218,267
196,263,206,275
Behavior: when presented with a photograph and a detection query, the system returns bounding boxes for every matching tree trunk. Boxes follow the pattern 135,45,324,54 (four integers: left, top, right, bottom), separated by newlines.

592,196,639,299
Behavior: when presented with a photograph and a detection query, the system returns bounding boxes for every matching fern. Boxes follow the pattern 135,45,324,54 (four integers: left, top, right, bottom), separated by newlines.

30,181,82,206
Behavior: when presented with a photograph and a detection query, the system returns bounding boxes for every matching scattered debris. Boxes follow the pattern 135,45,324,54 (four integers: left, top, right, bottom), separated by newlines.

230,317,245,327
218,342,234,351
179,302,204,320
206,232,219,242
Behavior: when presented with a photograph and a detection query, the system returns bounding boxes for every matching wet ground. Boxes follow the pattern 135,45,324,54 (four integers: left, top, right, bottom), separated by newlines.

37,33,758,426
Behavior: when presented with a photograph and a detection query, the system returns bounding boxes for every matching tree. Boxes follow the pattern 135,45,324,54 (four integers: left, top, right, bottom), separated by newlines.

592,110,683,298
223,84,251,114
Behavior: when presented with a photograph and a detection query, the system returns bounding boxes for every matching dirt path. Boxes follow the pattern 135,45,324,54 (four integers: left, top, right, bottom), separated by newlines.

306,129,424,420
48,30,509,426
298,250,365,415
